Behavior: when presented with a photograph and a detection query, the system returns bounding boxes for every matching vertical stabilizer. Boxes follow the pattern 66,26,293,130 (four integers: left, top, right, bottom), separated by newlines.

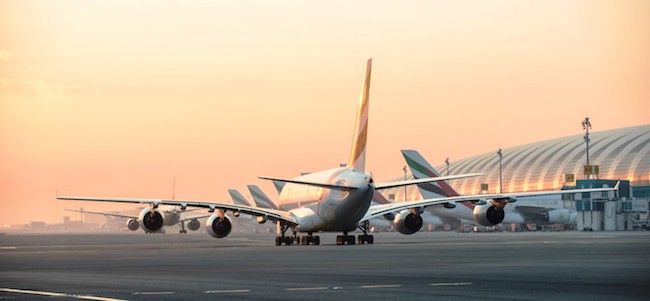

401,150,460,198
348,58,372,172
272,180,286,195
247,185,278,210
228,189,253,207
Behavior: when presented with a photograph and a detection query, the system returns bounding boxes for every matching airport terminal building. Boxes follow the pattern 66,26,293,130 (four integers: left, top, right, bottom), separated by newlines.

385,124,650,230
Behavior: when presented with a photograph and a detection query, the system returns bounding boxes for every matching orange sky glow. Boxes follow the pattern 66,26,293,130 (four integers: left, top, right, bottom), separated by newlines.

1,0,649,225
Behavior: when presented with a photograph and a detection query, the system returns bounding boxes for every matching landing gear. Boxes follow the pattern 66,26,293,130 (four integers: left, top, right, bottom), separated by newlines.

336,232,356,245
275,222,296,246
357,220,374,244
179,221,187,234
300,232,320,245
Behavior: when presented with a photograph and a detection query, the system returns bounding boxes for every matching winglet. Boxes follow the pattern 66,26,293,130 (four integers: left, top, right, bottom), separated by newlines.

348,58,372,172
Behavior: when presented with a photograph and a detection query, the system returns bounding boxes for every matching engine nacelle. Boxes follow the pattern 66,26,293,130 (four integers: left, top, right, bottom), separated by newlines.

126,218,139,231
206,214,232,238
187,219,200,231
393,210,423,235
473,201,505,226
256,215,267,224
138,208,164,232
546,209,572,224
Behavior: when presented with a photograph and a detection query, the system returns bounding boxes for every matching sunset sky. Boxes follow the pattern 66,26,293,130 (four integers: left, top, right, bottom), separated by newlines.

1,0,649,225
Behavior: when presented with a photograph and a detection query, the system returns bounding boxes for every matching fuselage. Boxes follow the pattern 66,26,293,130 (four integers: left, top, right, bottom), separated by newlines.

152,205,182,227
428,196,569,225
278,167,374,233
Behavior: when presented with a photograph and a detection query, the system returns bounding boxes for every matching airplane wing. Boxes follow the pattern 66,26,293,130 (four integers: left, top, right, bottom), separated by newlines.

57,196,299,226
64,208,136,219
177,214,213,223
360,182,619,222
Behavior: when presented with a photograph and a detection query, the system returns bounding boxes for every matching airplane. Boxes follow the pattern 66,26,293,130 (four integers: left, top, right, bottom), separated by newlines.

400,149,619,228
57,59,616,246
64,206,210,234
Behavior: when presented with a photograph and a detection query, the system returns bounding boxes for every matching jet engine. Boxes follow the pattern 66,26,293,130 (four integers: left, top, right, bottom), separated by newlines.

138,207,164,232
126,218,139,231
546,209,572,224
256,215,267,224
206,214,232,238
473,200,505,226
186,219,200,231
393,210,423,235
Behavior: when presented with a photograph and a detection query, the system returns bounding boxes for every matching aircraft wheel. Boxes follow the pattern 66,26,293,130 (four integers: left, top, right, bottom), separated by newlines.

347,235,355,245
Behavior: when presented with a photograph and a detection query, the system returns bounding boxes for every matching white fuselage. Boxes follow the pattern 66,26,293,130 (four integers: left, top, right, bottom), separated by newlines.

428,195,569,225
278,167,374,233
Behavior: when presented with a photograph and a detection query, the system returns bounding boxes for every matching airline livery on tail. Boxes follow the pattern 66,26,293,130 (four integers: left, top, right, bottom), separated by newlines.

58,59,615,245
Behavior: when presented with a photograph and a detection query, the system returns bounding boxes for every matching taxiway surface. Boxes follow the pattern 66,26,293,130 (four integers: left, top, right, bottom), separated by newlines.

1,231,648,300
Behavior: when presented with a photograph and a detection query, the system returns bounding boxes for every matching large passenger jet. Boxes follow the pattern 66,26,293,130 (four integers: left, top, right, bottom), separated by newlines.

401,149,617,228
64,205,210,234
58,59,615,245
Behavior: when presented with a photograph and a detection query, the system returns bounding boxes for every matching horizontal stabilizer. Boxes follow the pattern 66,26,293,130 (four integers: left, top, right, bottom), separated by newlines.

374,173,483,190
258,176,358,191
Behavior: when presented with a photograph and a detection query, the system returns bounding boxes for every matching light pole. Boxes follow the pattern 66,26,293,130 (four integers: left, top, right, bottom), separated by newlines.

403,166,407,202
497,148,503,194
582,117,592,179
445,158,450,183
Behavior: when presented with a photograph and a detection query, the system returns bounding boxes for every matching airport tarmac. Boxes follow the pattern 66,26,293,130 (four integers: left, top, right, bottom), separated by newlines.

1,231,648,300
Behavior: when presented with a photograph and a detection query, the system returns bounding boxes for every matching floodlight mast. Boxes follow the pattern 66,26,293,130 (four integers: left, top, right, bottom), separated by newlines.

496,149,503,194
582,117,592,179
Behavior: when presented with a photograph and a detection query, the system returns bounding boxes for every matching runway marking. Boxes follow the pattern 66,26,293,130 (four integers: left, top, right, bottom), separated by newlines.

204,289,251,294
429,282,473,287
285,287,329,291
133,291,174,295
360,284,402,289
0,246,17,250
0,288,128,301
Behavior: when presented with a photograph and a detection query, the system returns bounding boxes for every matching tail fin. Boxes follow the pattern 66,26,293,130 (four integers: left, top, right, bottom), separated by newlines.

347,58,372,172
228,189,253,207
247,185,278,210
401,150,460,198
272,180,286,195
372,191,392,205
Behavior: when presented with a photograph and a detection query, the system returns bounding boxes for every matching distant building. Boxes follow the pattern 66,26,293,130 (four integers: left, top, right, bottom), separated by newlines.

386,124,650,199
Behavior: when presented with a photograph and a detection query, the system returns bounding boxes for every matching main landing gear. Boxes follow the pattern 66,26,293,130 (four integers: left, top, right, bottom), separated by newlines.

300,232,320,245
179,221,187,234
275,222,297,246
335,221,374,245
356,220,374,245
336,232,356,245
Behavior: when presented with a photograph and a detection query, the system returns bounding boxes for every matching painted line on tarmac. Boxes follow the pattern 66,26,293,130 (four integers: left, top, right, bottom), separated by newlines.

204,289,251,294
0,247,17,250
360,284,402,289
133,291,174,295
0,288,128,301
285,287,330,291
429,282,473,287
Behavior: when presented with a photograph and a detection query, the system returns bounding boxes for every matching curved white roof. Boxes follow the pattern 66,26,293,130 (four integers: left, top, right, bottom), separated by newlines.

385,124,649,199
442,124,650,194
